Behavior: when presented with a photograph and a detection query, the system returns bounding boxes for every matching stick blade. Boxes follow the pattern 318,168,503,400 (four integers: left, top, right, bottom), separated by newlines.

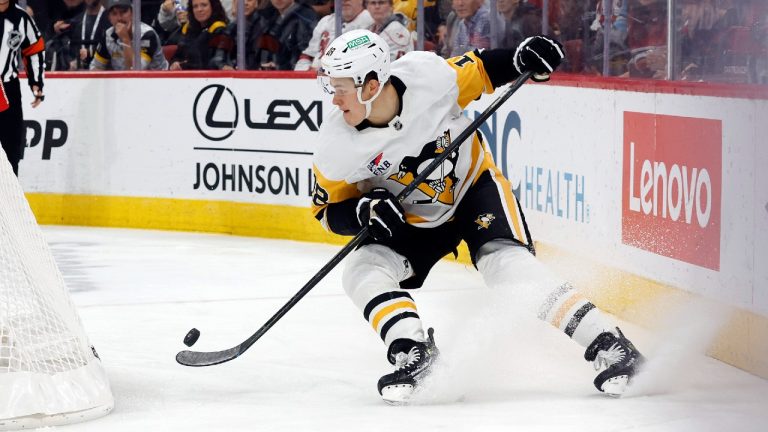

176,346,242,367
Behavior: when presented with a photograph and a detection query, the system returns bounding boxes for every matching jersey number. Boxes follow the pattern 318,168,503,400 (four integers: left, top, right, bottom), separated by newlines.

312,183,329,207
453,55,475,68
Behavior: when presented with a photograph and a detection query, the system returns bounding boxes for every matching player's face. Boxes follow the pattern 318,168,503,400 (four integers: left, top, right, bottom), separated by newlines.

192,0,212,23
329,77,366,126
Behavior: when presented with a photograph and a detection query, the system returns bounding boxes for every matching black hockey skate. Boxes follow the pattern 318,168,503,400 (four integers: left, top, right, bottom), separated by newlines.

584,327,645,396
377,328,439,404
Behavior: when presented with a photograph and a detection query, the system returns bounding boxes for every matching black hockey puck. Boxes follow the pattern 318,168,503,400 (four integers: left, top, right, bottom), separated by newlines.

184,328,200,347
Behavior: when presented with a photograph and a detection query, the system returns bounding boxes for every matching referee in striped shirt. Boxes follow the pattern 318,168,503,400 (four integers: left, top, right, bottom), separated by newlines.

1,0,45,176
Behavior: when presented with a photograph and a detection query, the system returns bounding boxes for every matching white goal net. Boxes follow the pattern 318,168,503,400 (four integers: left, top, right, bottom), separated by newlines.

0,153,113,430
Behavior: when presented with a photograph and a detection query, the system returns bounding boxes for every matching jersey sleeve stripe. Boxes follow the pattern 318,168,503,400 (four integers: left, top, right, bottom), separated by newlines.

21,38,44,57
311,164,361,217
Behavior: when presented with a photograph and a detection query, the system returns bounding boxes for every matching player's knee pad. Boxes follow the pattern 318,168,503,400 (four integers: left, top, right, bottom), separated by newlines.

476,239,557,283
342,244,413,308
476,239,567,312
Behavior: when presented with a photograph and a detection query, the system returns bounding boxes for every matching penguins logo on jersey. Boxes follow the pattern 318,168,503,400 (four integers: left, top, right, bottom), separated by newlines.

389,130,459,205
475,213,495,229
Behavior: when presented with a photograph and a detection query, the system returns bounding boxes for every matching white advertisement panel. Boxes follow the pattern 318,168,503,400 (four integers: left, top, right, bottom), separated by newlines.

20,77,328,206
464,85,766,316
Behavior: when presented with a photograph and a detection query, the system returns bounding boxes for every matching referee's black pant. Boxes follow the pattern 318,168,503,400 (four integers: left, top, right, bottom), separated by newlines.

0,79,25,176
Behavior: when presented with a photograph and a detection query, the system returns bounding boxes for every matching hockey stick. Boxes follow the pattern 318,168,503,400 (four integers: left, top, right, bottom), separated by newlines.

176,71,533,367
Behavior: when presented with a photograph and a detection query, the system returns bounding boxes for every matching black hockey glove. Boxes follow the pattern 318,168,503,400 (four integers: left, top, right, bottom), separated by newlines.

356,188,406,241
513,36,565,82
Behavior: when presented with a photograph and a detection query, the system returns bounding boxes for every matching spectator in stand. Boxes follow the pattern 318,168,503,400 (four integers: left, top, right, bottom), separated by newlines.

68,0,110,69
368,0,412,61
436,8,457,56
527,0,562,37
549,0,592,73
257,0,317,70
700,0,768,84
678,0,721,81
46,0,85,70
589,0,628,42
294,0,372,70
496,0,541,49
550,0,580,40
305,0,333,19
624,0,667,79
51,0,85,38
27,0,55,41
391,0,441,41
170,0,231,70
139,0,168,25
211,0,265,70
447,0,491,57
90,0,168,70
155,0,190,45
584,0,630,76
221,0,234,20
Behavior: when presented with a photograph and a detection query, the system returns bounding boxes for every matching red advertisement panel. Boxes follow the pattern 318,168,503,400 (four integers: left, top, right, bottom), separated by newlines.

622,112,722,270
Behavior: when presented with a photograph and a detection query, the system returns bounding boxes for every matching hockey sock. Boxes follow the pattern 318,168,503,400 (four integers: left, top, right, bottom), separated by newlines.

343,244,426,346
537,282,616,348
477,242,616,348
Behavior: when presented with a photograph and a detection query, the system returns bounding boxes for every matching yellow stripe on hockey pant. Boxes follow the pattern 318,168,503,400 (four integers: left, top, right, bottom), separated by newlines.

371,301,418,331
488,165,525,243
551,293,585,329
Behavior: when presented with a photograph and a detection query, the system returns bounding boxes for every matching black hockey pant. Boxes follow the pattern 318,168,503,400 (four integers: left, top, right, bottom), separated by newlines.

0,79,25,176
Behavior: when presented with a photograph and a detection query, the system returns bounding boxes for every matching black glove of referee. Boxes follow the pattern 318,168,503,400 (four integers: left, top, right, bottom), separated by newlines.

513,35,565,82
356,188,406,241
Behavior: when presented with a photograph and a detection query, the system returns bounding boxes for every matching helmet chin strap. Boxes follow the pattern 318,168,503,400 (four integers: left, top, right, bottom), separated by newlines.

357,83,385,119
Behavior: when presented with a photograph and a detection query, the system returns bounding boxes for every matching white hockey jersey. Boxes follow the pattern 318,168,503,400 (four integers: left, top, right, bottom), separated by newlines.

295,10,374,71
312,50,500,229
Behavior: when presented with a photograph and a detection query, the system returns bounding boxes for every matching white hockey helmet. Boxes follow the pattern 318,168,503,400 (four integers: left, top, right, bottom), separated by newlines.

318,29,391,119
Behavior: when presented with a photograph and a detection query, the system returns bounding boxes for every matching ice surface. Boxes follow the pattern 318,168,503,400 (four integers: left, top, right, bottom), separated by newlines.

37,226,768,432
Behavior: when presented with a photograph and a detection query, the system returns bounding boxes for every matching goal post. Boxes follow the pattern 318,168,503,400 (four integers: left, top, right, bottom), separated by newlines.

0,152,113,429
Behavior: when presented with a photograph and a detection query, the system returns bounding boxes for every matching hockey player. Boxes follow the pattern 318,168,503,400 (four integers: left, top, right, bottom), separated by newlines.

312,30,645,403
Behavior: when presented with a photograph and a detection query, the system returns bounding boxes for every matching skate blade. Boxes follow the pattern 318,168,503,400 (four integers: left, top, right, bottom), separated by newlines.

381,383,415,405
601,375,629,397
